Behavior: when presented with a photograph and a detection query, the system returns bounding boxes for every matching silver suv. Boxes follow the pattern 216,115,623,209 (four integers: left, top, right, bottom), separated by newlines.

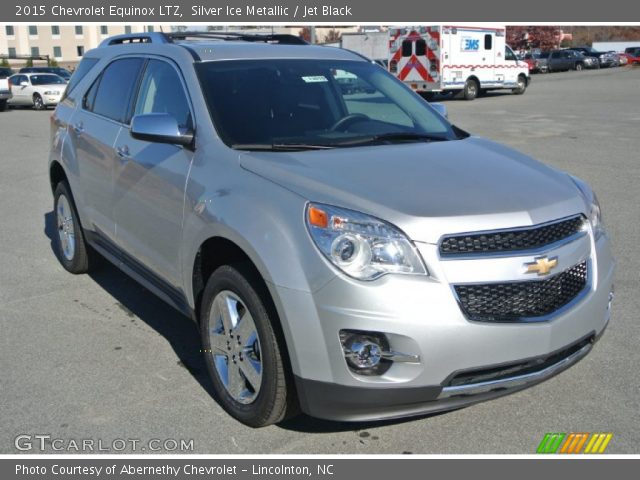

49,32,615,427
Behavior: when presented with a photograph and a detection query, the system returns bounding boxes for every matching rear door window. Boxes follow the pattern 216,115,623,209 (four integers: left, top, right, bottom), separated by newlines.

87,58,144,123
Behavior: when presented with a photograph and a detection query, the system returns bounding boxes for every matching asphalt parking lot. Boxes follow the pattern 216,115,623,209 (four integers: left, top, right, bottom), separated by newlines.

1,66,639,454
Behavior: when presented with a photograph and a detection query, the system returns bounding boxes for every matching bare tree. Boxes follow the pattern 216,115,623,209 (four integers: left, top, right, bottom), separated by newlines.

324,29,342,44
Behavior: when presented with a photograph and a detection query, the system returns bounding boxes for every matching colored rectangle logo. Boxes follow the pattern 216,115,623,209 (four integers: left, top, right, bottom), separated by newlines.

537,433,613,454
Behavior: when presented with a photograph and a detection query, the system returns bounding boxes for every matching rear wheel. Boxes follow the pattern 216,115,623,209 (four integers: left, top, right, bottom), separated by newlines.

512,75,527,95
200,265,296,427
575,62,584,71
53,181,96,274
0,99,7,112
418,91,435,101
33,94,45,110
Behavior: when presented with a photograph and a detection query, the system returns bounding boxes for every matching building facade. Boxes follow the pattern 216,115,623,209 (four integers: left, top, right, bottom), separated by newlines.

0,25,172,67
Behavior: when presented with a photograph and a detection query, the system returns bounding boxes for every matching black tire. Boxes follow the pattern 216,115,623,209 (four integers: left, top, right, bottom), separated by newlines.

53,181,96,274
575,62,584,71
418,91,435,101
512,75,527,95
33,94,45,110
200,264,296,427
0,99,7,112
462,78,479,101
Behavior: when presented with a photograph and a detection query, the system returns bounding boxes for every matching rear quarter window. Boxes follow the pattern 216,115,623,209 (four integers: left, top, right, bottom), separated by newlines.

61,57,99,100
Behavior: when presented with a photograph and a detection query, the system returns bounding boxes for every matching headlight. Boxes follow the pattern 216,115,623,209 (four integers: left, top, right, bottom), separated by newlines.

305,203,427,281
569,175,605,239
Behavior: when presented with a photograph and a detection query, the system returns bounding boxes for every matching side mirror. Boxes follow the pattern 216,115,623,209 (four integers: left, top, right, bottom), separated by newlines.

431,102,448,119
20,81,29,87
130,113,194,147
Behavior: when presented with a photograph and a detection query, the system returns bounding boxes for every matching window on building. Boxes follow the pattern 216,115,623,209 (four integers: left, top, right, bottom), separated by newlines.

28,26,38,36
75,26,83,36
77,46,85,57
8,48,16,58
147,26,154,33
5,26,14,36
53,47,62,58
100,26,108,35
124,26,132,34
51,26,60,36
31,47,40,57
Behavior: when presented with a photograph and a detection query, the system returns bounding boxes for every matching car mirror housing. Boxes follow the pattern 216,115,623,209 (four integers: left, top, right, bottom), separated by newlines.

130,113,194,147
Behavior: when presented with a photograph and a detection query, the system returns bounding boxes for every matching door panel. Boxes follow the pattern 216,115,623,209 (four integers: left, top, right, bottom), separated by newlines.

113,59,195,287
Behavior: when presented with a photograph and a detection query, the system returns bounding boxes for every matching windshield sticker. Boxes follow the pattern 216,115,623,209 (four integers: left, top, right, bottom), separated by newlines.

302,75,328,83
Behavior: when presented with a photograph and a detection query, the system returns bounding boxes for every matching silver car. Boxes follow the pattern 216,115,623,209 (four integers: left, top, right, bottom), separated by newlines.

49,32,615,427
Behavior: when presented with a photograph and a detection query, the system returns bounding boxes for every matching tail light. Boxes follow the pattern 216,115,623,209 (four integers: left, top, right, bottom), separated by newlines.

390,60,398,73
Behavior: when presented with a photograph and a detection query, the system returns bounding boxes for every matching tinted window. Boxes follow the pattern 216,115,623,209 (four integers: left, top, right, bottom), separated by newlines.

415,39,426,56
62,57,99,100
30,75,66,85
134,60,192,130
196,59,455,148
484,34,492,50
401,40,412,57
90,58,144,123
0,68,12,79
505,47,516,61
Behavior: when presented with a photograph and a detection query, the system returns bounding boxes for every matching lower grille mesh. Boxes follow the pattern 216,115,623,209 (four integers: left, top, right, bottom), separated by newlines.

454,261,588,322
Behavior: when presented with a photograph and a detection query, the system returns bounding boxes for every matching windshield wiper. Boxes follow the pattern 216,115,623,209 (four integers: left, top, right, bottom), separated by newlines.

324,132,450,147
232,143,336,151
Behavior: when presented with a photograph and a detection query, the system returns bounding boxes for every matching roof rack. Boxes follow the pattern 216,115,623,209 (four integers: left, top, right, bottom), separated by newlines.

99,32,172,47
168,32,307,45
98,31,307,48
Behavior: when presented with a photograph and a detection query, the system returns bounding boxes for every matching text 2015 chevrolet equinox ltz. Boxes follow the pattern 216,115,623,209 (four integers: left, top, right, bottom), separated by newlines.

49,32,615,427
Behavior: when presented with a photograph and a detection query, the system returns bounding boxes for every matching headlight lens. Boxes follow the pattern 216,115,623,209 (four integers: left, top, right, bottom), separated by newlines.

305,203,427,280
569,175,605,239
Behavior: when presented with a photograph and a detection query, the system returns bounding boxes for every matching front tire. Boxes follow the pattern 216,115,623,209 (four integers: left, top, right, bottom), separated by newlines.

200,265,295,427
575,62,584,71
33,94,45,110
512,75,527,95
53,181,96,274
462,78,479,101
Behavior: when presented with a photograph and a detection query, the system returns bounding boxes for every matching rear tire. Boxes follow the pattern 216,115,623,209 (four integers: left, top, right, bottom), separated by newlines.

418,91,435,101
0,99,7,112
575,62,584,71
33,94,45,110
200,264,297,427
53,181,96,274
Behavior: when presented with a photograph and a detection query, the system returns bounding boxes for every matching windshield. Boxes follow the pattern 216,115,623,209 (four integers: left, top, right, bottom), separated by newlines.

196,59,459,150
30,74,66,85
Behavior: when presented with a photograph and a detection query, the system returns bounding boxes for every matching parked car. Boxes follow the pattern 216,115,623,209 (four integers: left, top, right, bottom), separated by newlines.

49,32,615,427
568,47,616,68
547,49,597,72
19,66,72,82
616,53,628,66
623,47,640,65
522,51,549,73
8,73,67,109
0,67,13,111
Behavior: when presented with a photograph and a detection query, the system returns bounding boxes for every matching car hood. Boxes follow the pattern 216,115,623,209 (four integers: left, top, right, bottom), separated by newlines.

239,136,587,244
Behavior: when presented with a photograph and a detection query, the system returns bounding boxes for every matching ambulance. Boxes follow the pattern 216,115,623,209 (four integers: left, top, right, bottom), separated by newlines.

388,25,530,100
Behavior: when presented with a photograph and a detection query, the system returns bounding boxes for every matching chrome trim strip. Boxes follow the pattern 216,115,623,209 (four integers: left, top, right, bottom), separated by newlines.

438,214,587,260
438,342,592,399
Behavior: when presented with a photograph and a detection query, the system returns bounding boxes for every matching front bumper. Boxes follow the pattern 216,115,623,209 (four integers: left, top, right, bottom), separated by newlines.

276,229,614,422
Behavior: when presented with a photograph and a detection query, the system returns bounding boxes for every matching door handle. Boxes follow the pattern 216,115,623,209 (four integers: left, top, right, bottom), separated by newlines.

73,122,84,135
116,145,130,160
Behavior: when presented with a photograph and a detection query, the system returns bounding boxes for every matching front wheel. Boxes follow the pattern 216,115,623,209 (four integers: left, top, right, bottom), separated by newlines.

575,62,584,71
512,75,527,95
33,94,45,110
200,265,296,427
462,78,479,101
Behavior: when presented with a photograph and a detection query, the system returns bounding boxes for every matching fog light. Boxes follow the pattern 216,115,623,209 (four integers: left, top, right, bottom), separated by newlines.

340,330,391,376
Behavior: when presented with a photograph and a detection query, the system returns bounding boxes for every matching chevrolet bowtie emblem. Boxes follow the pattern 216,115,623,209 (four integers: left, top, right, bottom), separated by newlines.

525,256,559,276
